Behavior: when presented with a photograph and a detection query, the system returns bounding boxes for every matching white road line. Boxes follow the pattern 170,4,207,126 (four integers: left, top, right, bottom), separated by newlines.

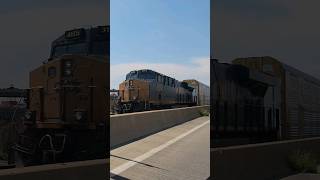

110,119,209,177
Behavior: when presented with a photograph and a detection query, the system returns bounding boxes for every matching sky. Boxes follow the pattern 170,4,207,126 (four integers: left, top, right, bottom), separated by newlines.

111,0,210,89
213,0,320,79
0,0,108,88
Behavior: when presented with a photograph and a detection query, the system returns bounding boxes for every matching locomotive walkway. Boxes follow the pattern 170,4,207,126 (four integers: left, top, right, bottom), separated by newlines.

110,116,210,180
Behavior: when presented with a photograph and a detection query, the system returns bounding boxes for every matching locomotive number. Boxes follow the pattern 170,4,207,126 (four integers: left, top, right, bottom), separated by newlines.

65,30,81,39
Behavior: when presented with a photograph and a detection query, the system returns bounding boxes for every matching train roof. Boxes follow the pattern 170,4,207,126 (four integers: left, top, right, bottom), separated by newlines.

128,69,178,81
213,59,279,86
282,62,320,85
49,26,109,60
183,79,209,88
234,56,320,86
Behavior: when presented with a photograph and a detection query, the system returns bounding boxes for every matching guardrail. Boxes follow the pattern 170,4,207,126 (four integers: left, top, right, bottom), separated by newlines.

110,105,209,148
211,137,320,180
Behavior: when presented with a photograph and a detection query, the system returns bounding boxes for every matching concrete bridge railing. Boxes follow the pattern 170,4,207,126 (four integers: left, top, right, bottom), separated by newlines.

212,137,320,180
110,106,210,148
0,159,108,180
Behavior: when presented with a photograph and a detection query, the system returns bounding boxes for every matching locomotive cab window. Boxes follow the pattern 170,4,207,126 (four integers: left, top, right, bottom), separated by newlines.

138,70,156,80
48,67,57,77
66,43,88,55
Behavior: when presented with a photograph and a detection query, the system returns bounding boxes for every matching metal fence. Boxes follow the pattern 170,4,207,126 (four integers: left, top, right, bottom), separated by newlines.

0,108,26,122
0,107,26,161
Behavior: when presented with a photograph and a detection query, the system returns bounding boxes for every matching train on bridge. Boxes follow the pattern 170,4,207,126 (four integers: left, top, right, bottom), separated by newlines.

211,56,320,146
116,69,210,113
11,26,109,166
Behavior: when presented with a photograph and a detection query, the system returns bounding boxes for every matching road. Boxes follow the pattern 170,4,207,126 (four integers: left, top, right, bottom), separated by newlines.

110,116,210,180
281,174,320,180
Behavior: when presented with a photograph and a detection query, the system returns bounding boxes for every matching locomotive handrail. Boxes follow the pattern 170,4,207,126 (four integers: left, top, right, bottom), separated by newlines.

38,134,66,153
53,134,67,154
13,144,34,155
38,134,67,163
38,134,54,150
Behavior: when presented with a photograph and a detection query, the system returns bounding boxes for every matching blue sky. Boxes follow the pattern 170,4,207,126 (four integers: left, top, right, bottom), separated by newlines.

111,0,210,88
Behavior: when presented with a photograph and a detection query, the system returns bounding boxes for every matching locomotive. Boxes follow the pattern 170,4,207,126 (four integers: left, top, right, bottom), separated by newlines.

117,69,196,113
11,26,109,166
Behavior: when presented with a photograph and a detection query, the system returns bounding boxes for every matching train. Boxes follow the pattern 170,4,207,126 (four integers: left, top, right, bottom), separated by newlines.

11,26,109,166
183,79,210,105
211,59,280,145
117,69,209,113
212,56,320,146
233,56,320,139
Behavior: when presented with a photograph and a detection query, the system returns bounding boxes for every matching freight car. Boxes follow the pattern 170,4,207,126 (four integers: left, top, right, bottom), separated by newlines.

233,56,320,140
211,59,280,145
118,69,196,113
183,79,210,105
11,26,109,166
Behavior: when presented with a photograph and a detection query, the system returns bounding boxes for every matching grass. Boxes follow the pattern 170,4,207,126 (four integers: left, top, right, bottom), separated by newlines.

199,109,210,116
287,149,319,173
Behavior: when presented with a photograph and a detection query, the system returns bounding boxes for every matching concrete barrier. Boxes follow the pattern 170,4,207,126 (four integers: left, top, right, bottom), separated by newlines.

0,159,108,180
212,137,320,180
110,106,209,148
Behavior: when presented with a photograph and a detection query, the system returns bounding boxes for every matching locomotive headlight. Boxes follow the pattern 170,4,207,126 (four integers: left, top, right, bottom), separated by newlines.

75,111,83,121
64,60,72,68
74,110,87,121
63,60,72,76
64,69,72,76
24,111,35,122
25,111,32,120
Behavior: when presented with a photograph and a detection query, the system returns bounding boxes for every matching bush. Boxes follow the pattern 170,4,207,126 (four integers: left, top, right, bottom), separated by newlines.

287,149,319,173
199,109,209,116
